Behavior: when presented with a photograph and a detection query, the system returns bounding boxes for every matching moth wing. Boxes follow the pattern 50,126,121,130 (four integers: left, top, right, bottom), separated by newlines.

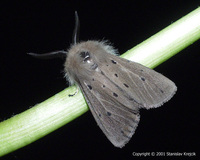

78,78,140,148
75,51,176,148
99,54,177,109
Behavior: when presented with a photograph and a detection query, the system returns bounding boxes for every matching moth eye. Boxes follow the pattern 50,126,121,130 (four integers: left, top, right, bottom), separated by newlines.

111,60,117,64
102,85,105,88
79,51,90,62
114,73,118,77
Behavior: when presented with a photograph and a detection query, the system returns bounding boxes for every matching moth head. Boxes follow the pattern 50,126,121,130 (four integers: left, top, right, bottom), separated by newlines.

64,40,116,84
27,11,117,85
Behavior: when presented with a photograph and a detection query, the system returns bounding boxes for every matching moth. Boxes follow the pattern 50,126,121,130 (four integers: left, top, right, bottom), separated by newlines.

28,12,177,148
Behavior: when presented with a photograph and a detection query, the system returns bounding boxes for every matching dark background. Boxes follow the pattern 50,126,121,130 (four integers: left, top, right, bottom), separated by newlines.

1,1,199,160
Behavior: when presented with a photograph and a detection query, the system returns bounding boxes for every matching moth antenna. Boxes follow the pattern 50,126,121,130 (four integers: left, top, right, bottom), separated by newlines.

72,11,80,44
28,12,79,59
27,50,67,59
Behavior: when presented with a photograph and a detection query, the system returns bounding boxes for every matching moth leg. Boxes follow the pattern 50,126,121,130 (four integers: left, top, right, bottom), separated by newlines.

68,86,79,97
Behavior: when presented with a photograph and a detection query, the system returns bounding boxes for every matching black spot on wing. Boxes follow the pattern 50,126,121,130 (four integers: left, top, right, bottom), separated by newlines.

141,77,145,81
107,112,111,116
91,63,98,70
123,83,129,88
111,60,117,64
121,130,131,139
87,85,92,90
101,71,105,75
113,92,118,97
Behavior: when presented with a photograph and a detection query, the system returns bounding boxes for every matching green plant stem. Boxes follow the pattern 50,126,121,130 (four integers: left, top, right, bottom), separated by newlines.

1,7,200,157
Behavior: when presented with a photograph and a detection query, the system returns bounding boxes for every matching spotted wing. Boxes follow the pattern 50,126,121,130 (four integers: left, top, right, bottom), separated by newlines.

76,53,176,148
98,54,177,109
78,76,140,148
